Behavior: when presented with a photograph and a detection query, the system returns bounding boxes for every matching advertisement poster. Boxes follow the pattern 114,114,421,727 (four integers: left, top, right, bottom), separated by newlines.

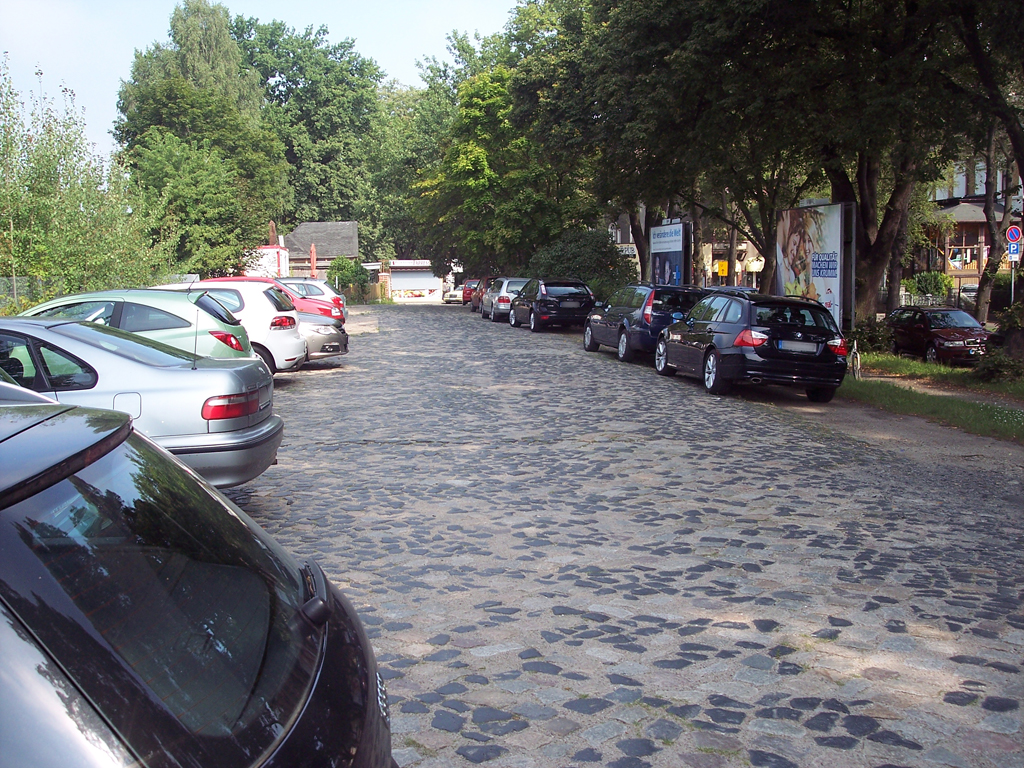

650,223,684,286
776,204,844,325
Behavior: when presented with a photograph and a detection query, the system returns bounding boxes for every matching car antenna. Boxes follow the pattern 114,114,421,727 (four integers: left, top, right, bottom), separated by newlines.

192,306,199,370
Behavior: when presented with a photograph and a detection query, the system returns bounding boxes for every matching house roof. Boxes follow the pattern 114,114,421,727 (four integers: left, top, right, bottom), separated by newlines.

283,222,359,260
936,196,1006,224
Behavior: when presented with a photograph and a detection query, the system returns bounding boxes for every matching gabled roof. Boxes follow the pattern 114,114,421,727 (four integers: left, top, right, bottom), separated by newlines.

283,222,359,259
935,195,1006,224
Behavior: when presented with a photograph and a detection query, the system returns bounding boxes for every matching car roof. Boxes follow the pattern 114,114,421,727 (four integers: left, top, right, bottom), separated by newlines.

0,404,131,511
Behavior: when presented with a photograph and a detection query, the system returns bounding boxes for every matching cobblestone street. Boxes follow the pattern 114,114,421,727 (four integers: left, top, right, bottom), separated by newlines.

228,304,1024,768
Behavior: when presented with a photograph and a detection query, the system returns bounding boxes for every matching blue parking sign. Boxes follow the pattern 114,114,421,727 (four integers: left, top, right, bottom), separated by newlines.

1009,242,1021,262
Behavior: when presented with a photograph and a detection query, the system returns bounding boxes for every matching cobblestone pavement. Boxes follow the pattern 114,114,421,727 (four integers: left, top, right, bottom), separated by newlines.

228,304,1024,768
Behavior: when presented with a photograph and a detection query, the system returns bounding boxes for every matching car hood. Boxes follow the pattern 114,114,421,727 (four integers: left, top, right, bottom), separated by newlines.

932,327,988,341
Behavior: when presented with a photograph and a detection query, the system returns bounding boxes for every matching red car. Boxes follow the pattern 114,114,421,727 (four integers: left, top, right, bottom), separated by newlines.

470,277,498,313
202,277,343,321
887,306,990,364
462,279,480,306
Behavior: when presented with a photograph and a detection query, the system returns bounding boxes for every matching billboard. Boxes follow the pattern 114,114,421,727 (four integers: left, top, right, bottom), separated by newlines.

650,223,684,286
776,204,844,325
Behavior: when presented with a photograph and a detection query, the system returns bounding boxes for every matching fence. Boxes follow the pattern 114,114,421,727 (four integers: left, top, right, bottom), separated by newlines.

0,277,65,314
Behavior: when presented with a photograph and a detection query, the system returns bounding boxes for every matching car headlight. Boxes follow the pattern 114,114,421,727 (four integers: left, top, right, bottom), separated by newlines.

940,340,965,347
312,325,334,334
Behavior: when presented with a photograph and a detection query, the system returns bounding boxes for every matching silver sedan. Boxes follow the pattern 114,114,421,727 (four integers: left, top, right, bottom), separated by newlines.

0,318,283,488
298,312,349,363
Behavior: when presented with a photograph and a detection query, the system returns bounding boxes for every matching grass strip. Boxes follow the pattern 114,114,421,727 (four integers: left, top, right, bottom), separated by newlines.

838,377,1024,444
861,352,1024,401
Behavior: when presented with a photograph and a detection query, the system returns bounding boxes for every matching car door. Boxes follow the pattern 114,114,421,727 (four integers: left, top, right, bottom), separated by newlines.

680,296,729,374
592,288,627,345
30,299,122,326
906,309,928,356
514,280,538,318
0,331,98,405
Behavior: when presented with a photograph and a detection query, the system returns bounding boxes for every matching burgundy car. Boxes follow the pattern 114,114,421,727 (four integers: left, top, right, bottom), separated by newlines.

470,277,498,313
888,306,990,364
203,277,343,321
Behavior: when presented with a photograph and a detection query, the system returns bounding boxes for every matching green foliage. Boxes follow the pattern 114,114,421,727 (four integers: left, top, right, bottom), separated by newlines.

0,59,168,300
996,302,1024,332
528,229,636,301
903,272,953,297
326,257,370,290
847,317,894,353
973,349,1024,383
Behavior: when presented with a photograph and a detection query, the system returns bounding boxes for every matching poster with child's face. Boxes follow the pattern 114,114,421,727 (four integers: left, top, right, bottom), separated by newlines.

776,204,843,325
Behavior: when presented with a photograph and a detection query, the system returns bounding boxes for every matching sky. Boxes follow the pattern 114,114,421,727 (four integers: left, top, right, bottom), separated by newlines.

0,0,517,158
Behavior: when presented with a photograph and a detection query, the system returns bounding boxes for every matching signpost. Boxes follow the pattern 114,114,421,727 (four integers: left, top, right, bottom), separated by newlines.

1008,226,1021,306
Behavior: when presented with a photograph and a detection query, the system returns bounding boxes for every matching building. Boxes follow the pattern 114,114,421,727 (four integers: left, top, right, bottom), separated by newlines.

283,222,359,277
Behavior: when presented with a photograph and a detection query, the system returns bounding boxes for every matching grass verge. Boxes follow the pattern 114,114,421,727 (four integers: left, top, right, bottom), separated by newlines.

861,352,1024,401
838,377,1024,444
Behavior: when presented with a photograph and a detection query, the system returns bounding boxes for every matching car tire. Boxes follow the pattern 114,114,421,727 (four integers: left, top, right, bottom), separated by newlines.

253,344,277,375
481,303,489,320
509,308,520,327
491,306,502,322
806,387,836,403
925,344,939,364
654,338,675,376
583,323,600,352
703,349,731,395
617,329,635,362
891,339,900,356
530,310,542,332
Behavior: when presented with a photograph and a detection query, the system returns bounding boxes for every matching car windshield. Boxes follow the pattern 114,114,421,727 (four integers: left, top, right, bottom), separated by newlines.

545,283,588,296
52,321,199,366
928,310,982,329
0,432,318,768
754,303,839,332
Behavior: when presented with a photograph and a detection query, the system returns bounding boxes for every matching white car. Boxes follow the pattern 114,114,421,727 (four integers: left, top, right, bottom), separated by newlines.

156,282,307,374
443,285,464,304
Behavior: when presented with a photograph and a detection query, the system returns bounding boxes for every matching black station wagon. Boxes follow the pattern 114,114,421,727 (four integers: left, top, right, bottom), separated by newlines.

654,290,848,402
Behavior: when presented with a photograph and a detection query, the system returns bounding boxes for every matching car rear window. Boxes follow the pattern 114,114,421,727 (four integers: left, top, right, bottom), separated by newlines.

653,290,703,313
0,432,319,767
193,292,241,325
545,283,589,296
52,321,199,366
264,287,295,312
754,303,838,331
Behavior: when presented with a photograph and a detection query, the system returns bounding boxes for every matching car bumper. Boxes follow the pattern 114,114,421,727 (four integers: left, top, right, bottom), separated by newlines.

938,346,985,363
535,308,591,324
723,353,847,388
303,330,349,361
156,414,284,488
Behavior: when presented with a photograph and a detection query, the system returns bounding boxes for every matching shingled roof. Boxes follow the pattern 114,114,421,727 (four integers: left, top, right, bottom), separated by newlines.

284,222,359,260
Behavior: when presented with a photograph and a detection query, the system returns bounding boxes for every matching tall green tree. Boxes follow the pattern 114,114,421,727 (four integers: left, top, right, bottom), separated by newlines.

1,60,166,302
232,18,382,225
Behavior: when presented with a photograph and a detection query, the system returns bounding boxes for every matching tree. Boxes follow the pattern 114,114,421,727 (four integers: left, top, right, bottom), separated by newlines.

1,60,166,302
232,18,382,225
529,229,635,300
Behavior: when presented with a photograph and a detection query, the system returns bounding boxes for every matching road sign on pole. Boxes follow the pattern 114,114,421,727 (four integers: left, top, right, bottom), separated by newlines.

1009,242,1021,263
1007,225,1022,244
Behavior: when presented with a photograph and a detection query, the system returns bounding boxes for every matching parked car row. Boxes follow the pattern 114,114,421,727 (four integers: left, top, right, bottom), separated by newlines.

458,278,850,403
9,278,350,489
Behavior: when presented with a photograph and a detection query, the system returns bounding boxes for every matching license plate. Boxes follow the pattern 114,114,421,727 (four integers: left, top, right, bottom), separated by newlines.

778,340,818,353
321,344,340,353
560,301,580,308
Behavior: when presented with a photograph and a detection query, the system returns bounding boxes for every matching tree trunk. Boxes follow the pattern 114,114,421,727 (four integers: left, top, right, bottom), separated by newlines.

975,124,1019,323
690,203,703,285
886,205,909,314
724,192,737,286
628,209,649,282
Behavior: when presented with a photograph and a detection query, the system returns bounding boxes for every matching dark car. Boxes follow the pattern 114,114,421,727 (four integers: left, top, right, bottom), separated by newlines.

584,283,707,362
887,306,989,364
508,278,596,332
654,290,848,401
469,276,498,313
462,279,480,305
0,398,396,768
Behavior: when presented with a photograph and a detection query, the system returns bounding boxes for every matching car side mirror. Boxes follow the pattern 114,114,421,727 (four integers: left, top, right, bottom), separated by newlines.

671,312,684,321
594,300,605,308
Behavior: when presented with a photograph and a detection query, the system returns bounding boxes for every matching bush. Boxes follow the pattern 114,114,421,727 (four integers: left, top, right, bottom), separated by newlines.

903,271,953,297
973,349,1024,382
994,301,1024,332
847,317,893,353
529,230,637,302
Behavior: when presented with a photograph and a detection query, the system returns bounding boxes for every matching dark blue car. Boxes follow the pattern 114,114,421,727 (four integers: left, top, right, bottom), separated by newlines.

584,283,707,361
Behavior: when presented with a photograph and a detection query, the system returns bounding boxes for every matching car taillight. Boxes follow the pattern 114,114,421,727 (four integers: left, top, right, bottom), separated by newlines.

330,306,341,317
270,315,296,329
498,296,510,305
208,330,245,351
540,285,548,296
735,329,769,347
827,337,849,356
642,291,655,324
202,391,259,420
